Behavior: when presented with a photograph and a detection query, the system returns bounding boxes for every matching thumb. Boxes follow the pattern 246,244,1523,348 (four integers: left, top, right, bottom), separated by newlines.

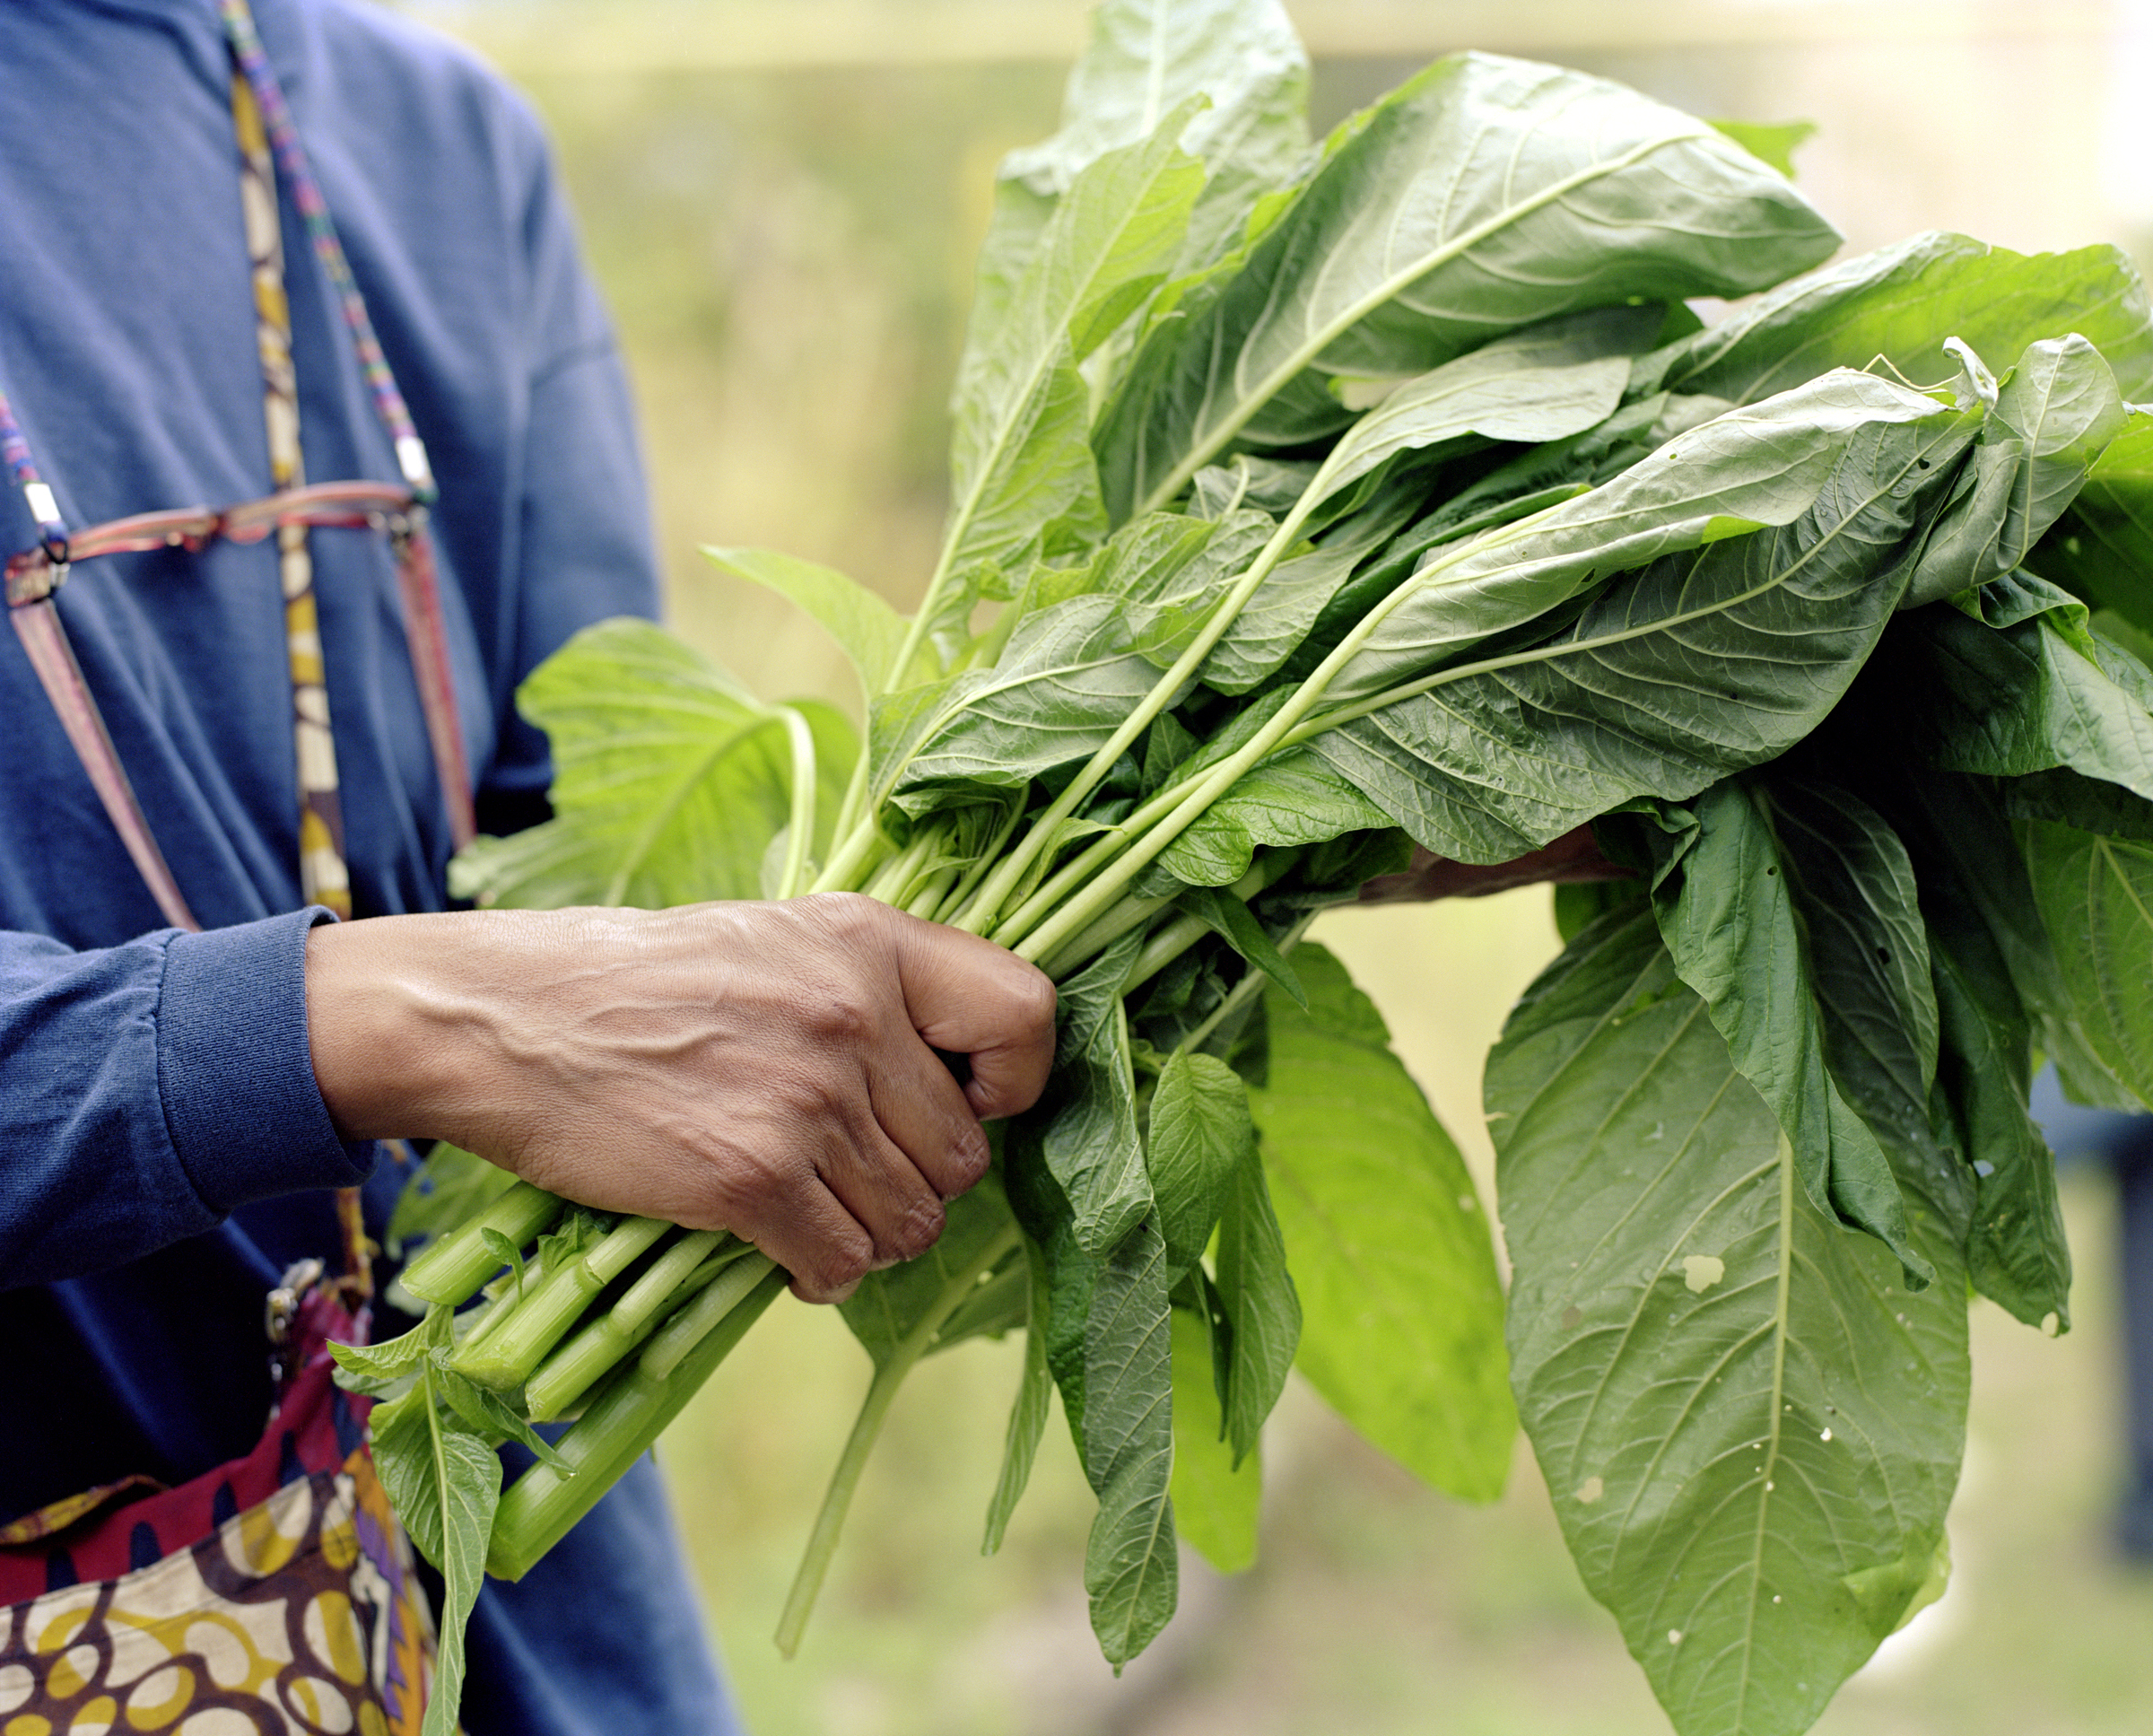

891,915,1058,1120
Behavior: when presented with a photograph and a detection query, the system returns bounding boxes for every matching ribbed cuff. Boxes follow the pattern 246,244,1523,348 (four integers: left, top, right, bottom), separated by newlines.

157,907,377,1213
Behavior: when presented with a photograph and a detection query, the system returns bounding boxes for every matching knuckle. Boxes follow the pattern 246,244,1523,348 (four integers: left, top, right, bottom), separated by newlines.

1005,966,1059,1035
944,1127,991,1195
888,1197,946,1262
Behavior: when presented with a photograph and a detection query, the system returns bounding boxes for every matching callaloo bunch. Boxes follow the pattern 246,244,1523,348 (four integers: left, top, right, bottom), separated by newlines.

342,4,2153,1733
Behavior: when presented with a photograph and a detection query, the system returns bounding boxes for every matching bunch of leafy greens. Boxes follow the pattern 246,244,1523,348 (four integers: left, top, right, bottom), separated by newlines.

341,4,2153,1733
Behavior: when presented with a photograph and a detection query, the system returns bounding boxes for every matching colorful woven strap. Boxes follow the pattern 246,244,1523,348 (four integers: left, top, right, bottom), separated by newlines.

219,0,435,500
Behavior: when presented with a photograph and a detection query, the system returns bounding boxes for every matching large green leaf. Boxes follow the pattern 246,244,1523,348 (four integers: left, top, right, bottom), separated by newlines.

1634,782,1938,1280
1080,1220,1179,1667
1490,907,1968,1736
1309,403,1972,865
876,593,1181,818
982,1235,1055,1555
2023,818,2153,1108
449,618,854,910
1308,305,1661,515
1213,1140,1300,1462
1250,944,1512,1499
1640,231,2153,406
1168,1303,1260,1572
1325,371,1957,702
946,113,1204,572
999,0,1309,274
1159,743,1394,887
2037,412,2153,633
1095,51,1839,519
701,546,909,700
1758,781,1951,1199
1011,930,1155,1256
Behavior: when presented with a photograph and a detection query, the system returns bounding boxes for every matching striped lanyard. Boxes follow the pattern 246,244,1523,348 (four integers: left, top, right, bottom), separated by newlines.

0,0,473,929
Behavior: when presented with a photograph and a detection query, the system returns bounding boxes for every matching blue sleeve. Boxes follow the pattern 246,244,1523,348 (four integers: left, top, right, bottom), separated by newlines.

0,907,373,1290
478,127,662,818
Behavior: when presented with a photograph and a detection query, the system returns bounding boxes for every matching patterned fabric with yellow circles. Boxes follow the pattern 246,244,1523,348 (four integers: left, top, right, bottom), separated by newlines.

0,1447,438,1735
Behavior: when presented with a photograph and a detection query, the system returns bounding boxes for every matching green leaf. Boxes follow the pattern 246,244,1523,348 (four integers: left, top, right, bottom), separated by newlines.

1708,118,1816,179
1900,336,2130,608
1311,397,1972,864
1000,0,1309,273
1079,1220,1179,1669
982,1235,1054,1556
1489,906,1969,1736
1250,944,1512,1499
1160,744,1395,888
1635,781,1932,1281
1213,1143,1300,1464
701,546,909,700
1325,371,1957,703
1310,305,1663,512
370,1368,504,1736
1758,781,1956,1204
1929,920,2072,1330
1906,571,2153,799
2023,818,2153,1108
1643,232,2153,406
429,1362,571,1472
1096,50,1839,519
878,597,1168,814
840,1178,1028,1369
328,1327,432,1400
1172,885,1305,1008
942,115,1207,607
1145,1050,1255,1271
1012,929,1155,1256
2036,412,2153,634
1168,1304,1260,1573
449,619,855,910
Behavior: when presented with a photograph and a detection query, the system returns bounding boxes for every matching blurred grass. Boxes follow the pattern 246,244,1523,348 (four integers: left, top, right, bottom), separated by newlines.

438,10,2153,1732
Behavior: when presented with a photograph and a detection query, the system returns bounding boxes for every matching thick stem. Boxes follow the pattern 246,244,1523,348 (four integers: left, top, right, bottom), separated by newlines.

1034,888,1178,982
774,707,818,900
398,1182,563,1309
452,1216,671,1392
487,1265,789,1581
524,1238,746,1424
774,1224,1021,1657
641,1252,781,1383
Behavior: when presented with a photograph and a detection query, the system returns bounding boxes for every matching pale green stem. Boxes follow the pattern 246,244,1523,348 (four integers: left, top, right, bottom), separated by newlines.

905,867,961,920
954,493,1327,938
398,1182,563,1309
931,799,1028,926
642,1253,781,1383
775,1224,1021,1657
1034,889,1178,982
810,818,892,895
774,707,818,900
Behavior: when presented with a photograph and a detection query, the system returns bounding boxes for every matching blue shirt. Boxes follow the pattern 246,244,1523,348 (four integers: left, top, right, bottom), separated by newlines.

0,2,739,1728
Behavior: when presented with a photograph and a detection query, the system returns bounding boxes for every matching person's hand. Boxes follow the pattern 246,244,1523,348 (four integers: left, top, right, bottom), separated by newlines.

1356,824,1632,903
304,894,1057,1303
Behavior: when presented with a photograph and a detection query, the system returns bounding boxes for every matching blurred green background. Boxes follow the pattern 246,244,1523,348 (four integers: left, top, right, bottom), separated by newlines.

411,2,2153,1730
